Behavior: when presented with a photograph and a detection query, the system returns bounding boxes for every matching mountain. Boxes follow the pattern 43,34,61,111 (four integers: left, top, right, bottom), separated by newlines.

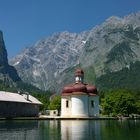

10,11,140,92
0,31,21,87
0,31,48,94
10,31,88,91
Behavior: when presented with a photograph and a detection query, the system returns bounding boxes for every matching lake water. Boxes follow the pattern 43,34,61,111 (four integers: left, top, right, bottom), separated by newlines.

0,120,139,140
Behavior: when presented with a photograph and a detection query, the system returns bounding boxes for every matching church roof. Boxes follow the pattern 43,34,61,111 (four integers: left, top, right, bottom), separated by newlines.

0,91,42,105
62,83,97,96
61,68,98,96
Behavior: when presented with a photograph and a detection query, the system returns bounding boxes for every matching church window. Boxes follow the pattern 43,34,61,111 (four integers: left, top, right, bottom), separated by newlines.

91,100,94,108
66,100,69,108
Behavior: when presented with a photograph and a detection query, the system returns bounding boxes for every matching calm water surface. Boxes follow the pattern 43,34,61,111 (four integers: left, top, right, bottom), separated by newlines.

0,120,139,140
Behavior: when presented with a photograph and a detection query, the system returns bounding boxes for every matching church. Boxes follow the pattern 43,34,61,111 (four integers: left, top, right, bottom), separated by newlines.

61,68,99,117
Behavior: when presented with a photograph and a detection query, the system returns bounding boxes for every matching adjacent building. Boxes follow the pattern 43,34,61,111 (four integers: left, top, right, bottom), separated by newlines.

0,91,42,118
61,68,99,117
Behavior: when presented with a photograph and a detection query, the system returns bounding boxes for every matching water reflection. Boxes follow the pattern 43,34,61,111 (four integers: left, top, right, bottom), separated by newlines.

0,120,140,140
38,120,61,140
61,120,100,140
99,120,140,140
0,120,39,140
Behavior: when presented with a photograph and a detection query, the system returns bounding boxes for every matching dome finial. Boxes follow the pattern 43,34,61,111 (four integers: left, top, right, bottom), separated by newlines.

75,68,84,83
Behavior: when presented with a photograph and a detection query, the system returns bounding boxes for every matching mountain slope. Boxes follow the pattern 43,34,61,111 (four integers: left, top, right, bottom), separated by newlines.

10,11,140,92
0,31,21,87
10,31,88,90
96,61,140,91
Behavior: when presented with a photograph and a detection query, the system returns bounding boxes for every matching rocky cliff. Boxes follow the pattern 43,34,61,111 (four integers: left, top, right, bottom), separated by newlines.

10,31,88,90
0,31,21,87
10,11,140,92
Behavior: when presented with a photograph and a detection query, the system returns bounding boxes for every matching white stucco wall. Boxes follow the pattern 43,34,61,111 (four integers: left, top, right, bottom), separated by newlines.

71,95,89,117
89,96,99,117
61,94,99,117
61,96,71,116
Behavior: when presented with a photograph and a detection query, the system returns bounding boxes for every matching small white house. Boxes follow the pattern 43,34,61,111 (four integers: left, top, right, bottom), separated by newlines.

45,110,58,116
61,69,99,117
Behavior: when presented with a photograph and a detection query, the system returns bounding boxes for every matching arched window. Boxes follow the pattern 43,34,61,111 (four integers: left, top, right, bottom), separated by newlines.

66,100,69,108
91,100,94,108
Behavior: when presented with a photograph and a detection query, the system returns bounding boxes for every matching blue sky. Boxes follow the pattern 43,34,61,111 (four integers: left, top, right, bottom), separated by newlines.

0,0,140,58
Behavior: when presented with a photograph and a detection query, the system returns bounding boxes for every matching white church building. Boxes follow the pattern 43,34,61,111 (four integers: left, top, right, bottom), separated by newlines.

61,69,99,117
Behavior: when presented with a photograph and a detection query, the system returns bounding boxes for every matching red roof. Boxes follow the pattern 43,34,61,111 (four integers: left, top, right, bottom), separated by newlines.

73,83,87,93
62,84,75,93
62,83,98,96
86,85,97,94
61,68,98,96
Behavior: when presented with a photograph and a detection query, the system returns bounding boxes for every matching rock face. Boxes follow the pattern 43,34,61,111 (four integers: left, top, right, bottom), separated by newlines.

10,31,88,90
80,13,140,75
0,31,21,87
0,31,8,65
10,11,140,92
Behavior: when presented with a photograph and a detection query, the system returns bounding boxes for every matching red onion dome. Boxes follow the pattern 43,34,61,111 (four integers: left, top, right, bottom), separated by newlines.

62,85,74,93
86,85,97,94
75,68,84,76
73,83,87,93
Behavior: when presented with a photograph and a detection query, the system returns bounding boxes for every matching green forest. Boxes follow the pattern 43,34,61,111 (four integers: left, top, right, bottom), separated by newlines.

100,89,140,117
96,61,140,91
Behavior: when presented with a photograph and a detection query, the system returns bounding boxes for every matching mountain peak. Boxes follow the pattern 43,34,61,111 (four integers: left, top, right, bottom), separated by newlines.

0,30,3,38
124,11,140,26
106,16,123,23
0,31,21,87
10,11,140,92
0,31,8,65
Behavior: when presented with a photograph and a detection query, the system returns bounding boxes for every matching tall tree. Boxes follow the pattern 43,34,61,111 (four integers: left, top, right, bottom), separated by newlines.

101,89,138,116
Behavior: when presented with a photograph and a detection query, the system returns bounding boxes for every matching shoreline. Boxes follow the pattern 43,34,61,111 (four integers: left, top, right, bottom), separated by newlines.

0,115,140,121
